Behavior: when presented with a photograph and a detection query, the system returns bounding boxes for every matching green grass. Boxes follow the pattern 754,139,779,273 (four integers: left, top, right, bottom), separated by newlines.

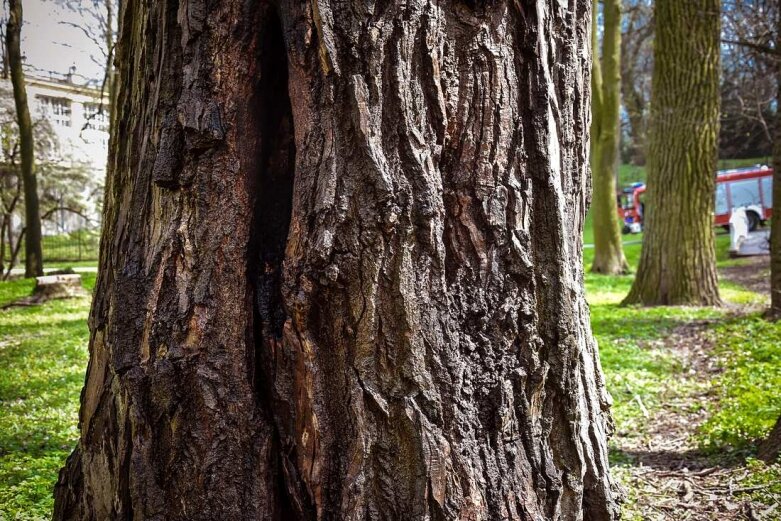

698,316,781,453
585,234,780,453
618,163,647,187
586,273,732,434
0,275,95,520
587,269,781,517
718,157,772,171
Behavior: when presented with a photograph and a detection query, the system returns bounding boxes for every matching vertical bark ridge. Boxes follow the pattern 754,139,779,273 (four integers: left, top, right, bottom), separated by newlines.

55,0,619,519
57,0,286,518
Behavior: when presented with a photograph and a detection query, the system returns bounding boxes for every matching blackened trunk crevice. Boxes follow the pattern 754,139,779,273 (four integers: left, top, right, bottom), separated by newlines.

249,7,296,396
246,9,310,520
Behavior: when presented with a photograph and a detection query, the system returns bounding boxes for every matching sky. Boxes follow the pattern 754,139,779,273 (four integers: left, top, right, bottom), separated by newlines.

6,0,107,83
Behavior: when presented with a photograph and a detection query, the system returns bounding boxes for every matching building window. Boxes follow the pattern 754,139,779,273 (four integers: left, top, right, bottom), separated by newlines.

37,96,72,127
83,102,109,133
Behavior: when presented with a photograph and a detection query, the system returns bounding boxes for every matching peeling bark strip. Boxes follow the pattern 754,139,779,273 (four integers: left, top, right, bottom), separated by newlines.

54,0,619,519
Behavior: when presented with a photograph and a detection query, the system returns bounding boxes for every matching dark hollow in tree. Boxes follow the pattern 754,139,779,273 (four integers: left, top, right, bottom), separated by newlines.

53,0,620,519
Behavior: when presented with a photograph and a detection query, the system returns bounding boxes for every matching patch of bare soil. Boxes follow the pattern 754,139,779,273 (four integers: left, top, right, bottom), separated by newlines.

720,255,771,296
612,321,779,520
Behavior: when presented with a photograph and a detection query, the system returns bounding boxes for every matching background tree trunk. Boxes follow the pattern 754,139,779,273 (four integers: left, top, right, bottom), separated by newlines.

624,0,721,306
53,0,619,519
590,0,629,275
6,0,43,278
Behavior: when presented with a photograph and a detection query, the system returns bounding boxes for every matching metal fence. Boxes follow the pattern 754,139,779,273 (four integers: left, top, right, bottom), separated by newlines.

41,228,101,262
3,228,101,265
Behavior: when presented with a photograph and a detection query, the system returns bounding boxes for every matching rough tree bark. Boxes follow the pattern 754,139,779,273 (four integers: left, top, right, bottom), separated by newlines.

6,0,43,278
590,0,629,275
769,2,781,318
53,0,619,519
624,0,721,306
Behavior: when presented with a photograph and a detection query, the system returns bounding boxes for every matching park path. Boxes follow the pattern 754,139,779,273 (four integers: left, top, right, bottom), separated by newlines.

611,257,777,520
612,322,776,520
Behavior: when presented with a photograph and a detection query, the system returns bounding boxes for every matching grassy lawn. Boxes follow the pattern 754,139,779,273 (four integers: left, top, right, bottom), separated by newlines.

584,220,779,444
0,275,95,520
1,212,780,518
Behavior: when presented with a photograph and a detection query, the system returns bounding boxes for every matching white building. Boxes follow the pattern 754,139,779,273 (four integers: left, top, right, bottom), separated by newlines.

1,72,110,233
26,73,110,182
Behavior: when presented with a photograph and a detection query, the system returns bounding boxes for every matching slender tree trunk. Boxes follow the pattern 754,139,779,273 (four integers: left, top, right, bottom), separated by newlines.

0,213,6,273
590,0,629,275
624,0,721,306
769,4,781,318
622,82,646,167
759,7,781,464
53,1,619,519
6,0,43,278
619,1,651,168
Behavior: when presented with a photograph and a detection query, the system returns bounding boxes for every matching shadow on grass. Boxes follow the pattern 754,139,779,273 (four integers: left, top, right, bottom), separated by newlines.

610,447,747,471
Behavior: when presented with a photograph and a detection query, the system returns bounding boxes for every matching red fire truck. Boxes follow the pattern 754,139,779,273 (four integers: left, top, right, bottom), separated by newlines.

618,165,774,234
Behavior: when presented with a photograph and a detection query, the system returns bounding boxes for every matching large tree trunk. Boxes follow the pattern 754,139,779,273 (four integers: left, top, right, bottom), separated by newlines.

769,3,781,319
6,0,43,278
53,0,619,519
624,0,721,306
590,0,629,275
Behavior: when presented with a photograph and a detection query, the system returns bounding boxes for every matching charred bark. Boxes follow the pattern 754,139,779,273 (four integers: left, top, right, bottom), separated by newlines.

54,0,619,519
